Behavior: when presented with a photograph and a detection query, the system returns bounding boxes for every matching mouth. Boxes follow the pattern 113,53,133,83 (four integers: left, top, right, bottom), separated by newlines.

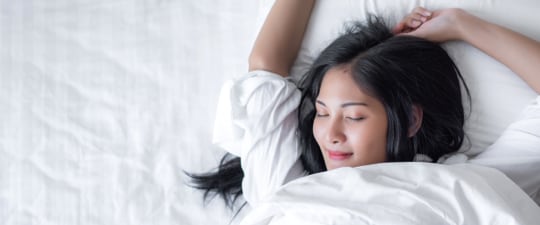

327,150,353,160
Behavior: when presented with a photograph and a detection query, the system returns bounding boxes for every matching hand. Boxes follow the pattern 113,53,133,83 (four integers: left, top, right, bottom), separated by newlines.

393,7,468,43
392,7,432,34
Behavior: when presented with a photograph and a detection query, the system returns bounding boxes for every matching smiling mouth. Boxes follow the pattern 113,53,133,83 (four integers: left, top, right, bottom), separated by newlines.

327,150,353,160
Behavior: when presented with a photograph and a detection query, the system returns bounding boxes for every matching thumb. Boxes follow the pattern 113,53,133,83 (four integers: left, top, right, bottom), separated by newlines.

392,22,405,34
401,28,427,39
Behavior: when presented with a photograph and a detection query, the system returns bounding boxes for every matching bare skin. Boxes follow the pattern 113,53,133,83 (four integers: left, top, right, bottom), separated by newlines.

313,66,388,170
248,0,315,76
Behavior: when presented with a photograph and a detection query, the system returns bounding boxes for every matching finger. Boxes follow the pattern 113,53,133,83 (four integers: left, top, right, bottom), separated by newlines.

394,7,432,34
413,6,432,17
409,12,430,24
395,26,415,36
407,18,422,28
394,17,424,34
392,21,406,34
394,16,421,34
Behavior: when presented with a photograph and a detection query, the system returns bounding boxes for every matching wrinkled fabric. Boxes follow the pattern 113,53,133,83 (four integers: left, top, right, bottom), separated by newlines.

213,70,305,206
469,96,540,205
240,163,540,225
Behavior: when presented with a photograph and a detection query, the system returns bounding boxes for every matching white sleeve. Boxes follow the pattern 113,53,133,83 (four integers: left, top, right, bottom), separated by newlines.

212,70,305,206
468,96,540,205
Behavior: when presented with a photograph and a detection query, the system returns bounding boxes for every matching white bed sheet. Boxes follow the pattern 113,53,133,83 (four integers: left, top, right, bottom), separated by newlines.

0,1,261,224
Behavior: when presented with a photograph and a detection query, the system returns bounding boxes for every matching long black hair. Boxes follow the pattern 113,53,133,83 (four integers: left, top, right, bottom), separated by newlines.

187,153,243,208
187,16,470,209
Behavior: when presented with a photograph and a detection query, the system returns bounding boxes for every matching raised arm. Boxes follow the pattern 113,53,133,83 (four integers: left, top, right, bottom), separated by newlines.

395,8,540,94
248,0,315,77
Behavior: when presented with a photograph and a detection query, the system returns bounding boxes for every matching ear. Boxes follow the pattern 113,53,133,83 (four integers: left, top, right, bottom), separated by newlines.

408,104,423,137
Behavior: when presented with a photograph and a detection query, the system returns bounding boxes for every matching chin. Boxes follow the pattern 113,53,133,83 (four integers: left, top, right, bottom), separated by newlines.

325,163,348,170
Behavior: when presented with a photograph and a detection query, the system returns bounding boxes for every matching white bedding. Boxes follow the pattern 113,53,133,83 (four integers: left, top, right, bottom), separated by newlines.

1,0,540,225
0,0,260,224
240,163,540,225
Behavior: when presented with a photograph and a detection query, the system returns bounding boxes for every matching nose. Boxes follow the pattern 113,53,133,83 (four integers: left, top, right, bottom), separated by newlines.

326,118,346,144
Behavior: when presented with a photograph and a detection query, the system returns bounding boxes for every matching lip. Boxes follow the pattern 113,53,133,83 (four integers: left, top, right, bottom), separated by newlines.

327,150,353,160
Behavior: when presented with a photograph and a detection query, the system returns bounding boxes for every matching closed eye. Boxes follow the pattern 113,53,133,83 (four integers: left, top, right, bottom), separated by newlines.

316,113,329,117
347,117,364,121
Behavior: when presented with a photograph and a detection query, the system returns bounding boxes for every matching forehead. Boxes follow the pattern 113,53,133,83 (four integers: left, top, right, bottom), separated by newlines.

318,65,368,100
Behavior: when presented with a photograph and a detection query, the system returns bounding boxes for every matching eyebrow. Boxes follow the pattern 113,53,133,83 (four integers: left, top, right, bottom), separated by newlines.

316,100,368,108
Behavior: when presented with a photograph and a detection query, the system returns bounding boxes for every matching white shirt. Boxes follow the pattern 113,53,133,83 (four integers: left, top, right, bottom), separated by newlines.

213,70,304,206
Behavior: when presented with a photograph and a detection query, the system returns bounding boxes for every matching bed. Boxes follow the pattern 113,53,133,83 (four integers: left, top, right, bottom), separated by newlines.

1,0,539,225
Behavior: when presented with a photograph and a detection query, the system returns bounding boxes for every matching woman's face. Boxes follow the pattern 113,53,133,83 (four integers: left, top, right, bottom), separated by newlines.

313,65,388,170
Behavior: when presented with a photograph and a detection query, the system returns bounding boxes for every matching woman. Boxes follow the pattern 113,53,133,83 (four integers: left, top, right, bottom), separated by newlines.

189,0,540,212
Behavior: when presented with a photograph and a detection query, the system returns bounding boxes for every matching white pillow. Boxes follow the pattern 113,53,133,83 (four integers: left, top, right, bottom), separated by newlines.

274,0,538,156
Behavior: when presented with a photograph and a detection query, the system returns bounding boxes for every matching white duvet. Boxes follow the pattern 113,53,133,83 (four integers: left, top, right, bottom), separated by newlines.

239,163,540,225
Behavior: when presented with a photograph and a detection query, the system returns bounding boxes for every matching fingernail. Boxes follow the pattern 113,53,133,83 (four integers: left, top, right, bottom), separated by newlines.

421,17,427,22
423,11,432,16
412,20,421,27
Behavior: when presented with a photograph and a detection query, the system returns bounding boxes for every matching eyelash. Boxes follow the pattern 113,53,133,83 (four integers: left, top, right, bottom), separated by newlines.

347,117,364,121
315,113,328,117
315,113,364,121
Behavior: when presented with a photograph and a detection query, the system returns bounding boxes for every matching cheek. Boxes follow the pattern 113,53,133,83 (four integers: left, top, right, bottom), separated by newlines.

346,127,368,148
349,120,387,152
367,119,388,157
312,119,323,144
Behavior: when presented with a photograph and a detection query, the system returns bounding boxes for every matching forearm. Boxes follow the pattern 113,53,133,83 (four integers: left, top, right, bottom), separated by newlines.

248,0,315,77
458,11,540,94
